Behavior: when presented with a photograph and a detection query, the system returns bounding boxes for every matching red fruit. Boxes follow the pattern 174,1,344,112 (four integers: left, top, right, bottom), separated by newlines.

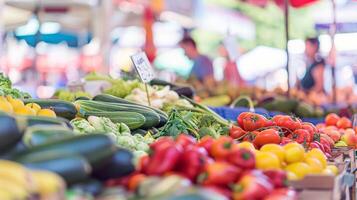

241,113,268,131
253,129,281,148
288,129,311,144
230,125,247,139
272,115,302,131
336,117,352,129
325,113,340,126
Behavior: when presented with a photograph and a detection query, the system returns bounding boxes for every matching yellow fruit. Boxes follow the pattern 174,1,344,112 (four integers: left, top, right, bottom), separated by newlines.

306,148,327,168
322,168,335,176
37,109,56,118
26,103,41,113
0,160,34,191
285,162,311,180
237,141,256,151
326,165,338,175
14,106,36,116
283,142,305,151
8,98,24,109
0,101,13,113
0,96,7,102
287,171,299,181
305,157,323,174
0,179,29,199
0,188,12,200
31,170,64,197
5,95,13,101
256,151,281,170
284,146,305,164
260,144,285,163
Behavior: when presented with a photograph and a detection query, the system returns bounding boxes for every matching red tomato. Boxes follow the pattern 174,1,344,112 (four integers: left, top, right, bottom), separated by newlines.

288,129,311,144
302,122,317,141
237,112,252,127
336,117,352,129
280,137,293,145
273,115,302,131
230,125,247,139
253,129,281,148
243,131,259,142
241,113,268,131
128,174,147,191
325,113,340,126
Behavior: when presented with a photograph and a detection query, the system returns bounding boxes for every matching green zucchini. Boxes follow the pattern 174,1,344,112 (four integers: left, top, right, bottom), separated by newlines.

78,110,146,130
23,125,75,147
20,115,73,129
23,99,77,120
17,151,91,184
92,148,135,181
0,112,25,153
92,94,168,117
10,134,116,169
77,100,161,129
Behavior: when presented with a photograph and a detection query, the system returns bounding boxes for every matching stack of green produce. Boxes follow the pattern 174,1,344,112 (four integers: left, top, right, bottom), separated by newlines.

54,89,92,102
0,73,31,98
71,116,154,159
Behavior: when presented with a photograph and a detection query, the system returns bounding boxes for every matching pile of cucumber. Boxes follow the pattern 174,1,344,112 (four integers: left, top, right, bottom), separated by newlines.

76,94,168,130
0,112,135,186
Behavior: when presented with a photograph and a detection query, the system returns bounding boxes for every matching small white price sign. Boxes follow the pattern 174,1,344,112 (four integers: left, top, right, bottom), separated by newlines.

130,52,155,83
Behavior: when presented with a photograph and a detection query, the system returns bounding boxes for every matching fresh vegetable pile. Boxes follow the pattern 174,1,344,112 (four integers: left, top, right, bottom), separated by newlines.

229,112,337,157
113,134,302,200
0,73,31,99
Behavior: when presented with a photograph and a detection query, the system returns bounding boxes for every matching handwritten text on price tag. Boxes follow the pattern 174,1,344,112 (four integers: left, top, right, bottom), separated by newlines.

130,52,155,83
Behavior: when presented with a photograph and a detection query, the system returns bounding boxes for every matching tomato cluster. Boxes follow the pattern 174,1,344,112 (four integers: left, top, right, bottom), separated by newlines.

230,112,333,156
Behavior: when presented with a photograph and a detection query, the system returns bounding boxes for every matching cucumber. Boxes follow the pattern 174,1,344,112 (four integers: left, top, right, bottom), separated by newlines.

10,134,116,169
93,94,168,117
23,125,75,147
0,112,24,153
23,99,77,120
17,151,91,184
21,115,73,129
92,148,135,181
80,111,146,130
77,99,161,129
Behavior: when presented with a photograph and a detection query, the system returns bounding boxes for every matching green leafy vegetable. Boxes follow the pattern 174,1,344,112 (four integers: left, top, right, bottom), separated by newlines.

70,118,96,133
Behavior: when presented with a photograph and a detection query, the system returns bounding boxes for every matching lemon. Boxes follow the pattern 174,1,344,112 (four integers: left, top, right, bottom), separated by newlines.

285,162,311,180
5,95,13,101
26,103,41,113
0,101,13,113
326,165,338,175
37,109,56,118
287,171,299,181
260,144,285,163
14,106,36,116
306,148,327,168
305,157,323,174
0,96,7,102
8,98,24,110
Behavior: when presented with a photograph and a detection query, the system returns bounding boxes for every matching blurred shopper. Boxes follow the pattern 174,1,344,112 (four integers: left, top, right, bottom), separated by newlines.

300,37,325,93
219,43,245,86
179,36,215,95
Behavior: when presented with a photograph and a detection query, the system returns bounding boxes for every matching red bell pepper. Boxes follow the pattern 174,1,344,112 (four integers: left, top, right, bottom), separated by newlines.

263,170,288,188
263,188,297,200
144,143,182,175
150,136,176,151
199,162,241,186
227,147,255,169
232,170,273,200
176,134,196,148
176,146,208,181
230,125,247,139
197,135,214,153
210,136,233,160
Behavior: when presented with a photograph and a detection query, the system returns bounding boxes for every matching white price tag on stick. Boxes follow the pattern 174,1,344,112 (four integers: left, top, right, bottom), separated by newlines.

130,52,155,83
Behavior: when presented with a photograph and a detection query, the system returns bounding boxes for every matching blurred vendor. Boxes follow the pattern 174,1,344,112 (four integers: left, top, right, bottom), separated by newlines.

179,36,216,95
300,37,325,93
